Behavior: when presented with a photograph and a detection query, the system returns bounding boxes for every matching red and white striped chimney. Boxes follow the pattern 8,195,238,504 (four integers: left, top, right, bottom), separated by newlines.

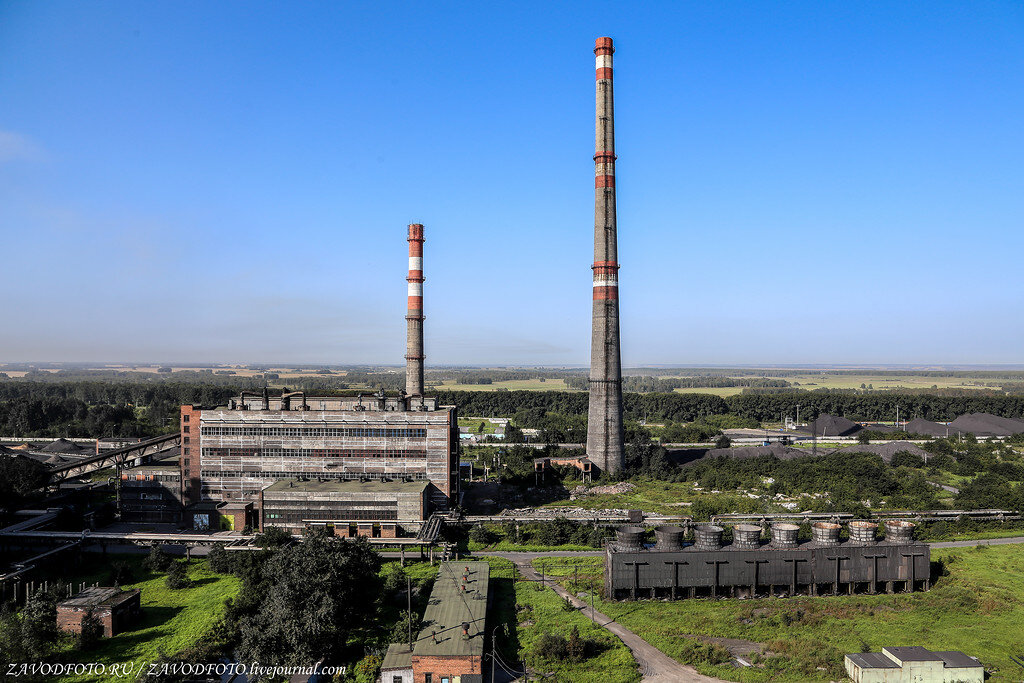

405,224,425,398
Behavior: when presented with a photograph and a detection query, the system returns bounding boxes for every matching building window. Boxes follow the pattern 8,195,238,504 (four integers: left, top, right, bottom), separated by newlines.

392,677,401,683
183,415,190,423
184,447,190,455
425,675,432,683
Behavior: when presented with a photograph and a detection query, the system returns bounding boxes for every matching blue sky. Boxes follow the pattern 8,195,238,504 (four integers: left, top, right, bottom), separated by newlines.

1,1,1022,366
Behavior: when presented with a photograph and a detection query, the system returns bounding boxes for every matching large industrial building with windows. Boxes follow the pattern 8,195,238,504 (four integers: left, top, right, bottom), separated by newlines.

179,224,459,536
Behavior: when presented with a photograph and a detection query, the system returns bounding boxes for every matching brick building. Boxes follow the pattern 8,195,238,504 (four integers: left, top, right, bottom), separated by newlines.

56,587,141,638
381,561,489,683
181,392,458,533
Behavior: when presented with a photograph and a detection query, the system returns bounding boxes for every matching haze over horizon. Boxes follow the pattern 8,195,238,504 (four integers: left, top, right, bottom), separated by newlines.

2,2,1022,367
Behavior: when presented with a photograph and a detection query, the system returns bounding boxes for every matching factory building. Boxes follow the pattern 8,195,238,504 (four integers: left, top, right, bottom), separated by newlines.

119,453,182,523
380,561,489,683
604,520,930,600
260,479,431,537
180,224,459,534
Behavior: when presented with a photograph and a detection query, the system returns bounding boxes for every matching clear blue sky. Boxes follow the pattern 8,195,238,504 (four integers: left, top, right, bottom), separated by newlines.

1,1,1022,366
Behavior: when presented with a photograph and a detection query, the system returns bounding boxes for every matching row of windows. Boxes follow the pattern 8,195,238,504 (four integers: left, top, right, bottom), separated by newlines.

199,470,428,481
263,500,399,509
201,447,428,459
265,509,398,521
200,426,428,438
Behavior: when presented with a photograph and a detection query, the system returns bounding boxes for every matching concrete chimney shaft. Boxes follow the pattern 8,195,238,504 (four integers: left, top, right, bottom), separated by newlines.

406,224,425,399
586,36,625,474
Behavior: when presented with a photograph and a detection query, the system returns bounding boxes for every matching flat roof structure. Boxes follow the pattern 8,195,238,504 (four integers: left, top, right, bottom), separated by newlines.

59,587,138,610
845,646,983,683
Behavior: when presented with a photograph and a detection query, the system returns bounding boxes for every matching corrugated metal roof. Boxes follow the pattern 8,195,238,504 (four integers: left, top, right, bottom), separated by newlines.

411,561,489,658
846,653,899,669
381,644,413,671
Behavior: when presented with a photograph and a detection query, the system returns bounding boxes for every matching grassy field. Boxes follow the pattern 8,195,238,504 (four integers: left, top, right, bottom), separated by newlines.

55,556,240,682
436,378,573,392
511,562,639,682
533,544,1024,682
540,477,780,518
458,417,500,434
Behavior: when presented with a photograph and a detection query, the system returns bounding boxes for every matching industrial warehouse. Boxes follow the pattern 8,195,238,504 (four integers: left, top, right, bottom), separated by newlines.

178,224,459,535
604,520,931,600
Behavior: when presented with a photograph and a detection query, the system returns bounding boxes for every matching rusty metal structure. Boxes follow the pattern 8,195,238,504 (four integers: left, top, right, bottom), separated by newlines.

586,36,625,474
605,520,931,599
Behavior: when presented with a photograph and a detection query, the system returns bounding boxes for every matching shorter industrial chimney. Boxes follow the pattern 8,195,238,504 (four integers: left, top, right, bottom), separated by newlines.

406,224,425,403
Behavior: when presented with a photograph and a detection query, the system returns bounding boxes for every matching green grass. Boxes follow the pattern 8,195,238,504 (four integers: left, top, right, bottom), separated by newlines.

458,417,499,434
468,540,600,553
540,477,778,517
55,556,240,682
437,379,574,392
512,566,638,682
556,544,1024,682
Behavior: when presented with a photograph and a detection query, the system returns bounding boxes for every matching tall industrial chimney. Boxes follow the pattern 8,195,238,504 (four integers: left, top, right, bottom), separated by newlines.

406,223,425,400
586,36,624,473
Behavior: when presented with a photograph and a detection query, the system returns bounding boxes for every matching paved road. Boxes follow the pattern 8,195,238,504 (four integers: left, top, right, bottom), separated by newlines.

929,535,1024,548
509,557,725,683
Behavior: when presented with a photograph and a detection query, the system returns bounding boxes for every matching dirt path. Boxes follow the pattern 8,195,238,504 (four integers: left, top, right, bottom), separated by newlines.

509,557,727,683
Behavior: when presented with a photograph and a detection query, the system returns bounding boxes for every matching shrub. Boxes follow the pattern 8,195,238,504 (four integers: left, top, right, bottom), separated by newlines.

207,544,233,574
469,525,498,546
107,560,135,586
77,611,104,650
166,561,191,589
353,653,382,683
143,545,174,572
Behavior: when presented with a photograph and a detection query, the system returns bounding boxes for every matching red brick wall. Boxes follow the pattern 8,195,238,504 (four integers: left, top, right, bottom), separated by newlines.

411,654,482,683
180,406,201,505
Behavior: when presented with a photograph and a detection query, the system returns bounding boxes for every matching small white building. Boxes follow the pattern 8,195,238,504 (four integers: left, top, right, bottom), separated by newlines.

845,646,983,683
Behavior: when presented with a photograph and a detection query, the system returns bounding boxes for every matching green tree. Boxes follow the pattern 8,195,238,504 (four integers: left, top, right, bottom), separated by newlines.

236,528,381,668
20,590,59,660
77,611,104,650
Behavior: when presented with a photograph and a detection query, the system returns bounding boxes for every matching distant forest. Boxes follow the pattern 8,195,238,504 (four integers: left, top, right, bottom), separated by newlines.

3,374,1024,439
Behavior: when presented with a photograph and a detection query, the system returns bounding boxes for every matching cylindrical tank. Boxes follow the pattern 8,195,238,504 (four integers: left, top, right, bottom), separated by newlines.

771,523,800,548
849,520,878,544
885,520,915,544
731,524,762,549
694,525,723,550
812,521,841,546
653,525,685,551
615,525,646,551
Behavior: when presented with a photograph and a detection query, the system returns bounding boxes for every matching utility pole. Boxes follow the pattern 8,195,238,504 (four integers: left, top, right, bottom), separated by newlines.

407,575,413,649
